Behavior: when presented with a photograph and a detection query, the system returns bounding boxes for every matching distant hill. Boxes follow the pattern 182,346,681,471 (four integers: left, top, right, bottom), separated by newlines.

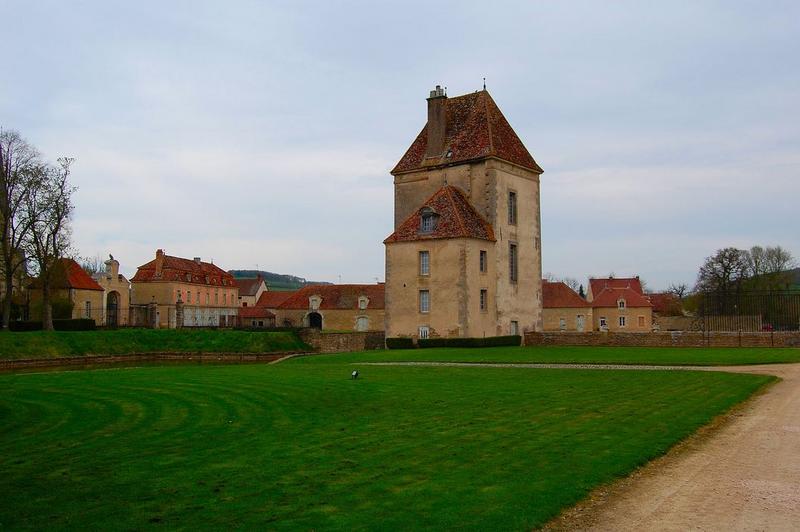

228,270,332,291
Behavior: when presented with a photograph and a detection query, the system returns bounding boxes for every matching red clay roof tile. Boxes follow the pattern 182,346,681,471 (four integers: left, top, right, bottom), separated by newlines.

255,290,297,308
131,253,236,288
277,284,385,310
542,281,590,308
590,287,653,309
384,185,495,244
29,258,105,291
392,90,542,175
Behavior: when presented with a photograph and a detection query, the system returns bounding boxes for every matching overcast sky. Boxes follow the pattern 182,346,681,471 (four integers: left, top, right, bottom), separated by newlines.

3,1,798,290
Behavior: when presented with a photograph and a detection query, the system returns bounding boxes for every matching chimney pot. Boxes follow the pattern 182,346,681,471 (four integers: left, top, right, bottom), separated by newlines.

194,257,202,265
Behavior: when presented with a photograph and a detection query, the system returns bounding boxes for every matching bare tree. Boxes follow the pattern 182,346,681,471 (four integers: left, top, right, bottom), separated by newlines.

25,158,76,330
79,254,105,276
0,130,43,329
695,247,749,293
562,277,580,292
667,282,689,301
763,246,795,274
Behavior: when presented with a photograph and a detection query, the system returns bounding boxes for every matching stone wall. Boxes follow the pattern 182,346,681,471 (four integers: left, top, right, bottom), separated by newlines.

299,330,385,353
524,330,800,348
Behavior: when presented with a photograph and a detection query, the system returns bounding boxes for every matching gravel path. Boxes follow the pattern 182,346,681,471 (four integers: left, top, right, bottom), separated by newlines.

365,361,800,530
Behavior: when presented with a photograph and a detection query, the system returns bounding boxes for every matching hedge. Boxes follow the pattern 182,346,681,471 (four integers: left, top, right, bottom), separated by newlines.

385,337,415,349
417,335,522,348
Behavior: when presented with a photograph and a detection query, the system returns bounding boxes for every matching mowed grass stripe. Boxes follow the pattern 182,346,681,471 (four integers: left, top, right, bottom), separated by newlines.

0,362,773,530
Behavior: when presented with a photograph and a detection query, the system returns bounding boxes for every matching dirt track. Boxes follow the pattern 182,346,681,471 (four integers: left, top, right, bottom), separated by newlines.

547,363,800,531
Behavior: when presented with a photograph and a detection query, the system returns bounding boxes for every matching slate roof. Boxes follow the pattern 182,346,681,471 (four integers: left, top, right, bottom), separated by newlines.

234,277,264,297
542,281,590,309
392,90,542,175
131,253,236,288
255,290,297,309
384,185,495,244
29,258,104,291
277,284,385,310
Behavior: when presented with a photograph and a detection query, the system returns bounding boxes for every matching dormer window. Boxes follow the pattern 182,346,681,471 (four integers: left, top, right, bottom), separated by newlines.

358,296,368,310
420,207,438,233
618,299,626,309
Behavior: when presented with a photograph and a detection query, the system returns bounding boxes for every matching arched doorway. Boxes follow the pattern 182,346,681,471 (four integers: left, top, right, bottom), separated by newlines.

106,291,120,327
308,312,322,329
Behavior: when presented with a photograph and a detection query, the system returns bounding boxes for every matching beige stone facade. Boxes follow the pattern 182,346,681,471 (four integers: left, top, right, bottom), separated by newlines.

591,306,652,332
385,88,543,339
587,277,653,332
273,284,385,332
92,256,131,326
131,250,238,328
542,308,593,332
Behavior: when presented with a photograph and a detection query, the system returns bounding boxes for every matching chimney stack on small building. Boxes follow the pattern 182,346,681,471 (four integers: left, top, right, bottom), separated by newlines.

425,85,447,159
155,249,165,277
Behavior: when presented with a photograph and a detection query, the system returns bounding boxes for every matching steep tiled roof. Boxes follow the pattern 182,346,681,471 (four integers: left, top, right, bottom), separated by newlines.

384,185,495,243
591,287,653,309
255,290,297,309
589,277,644,298
542,281,590,309
234,277,264,297
132,253,236,288
238,307,276,319
392,90,542,175
277,284,385,310
29,258,104,291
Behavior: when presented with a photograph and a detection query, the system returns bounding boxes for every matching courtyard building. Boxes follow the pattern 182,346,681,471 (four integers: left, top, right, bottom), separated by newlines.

385,86,543,339
274,283,384,332
131,249,239,328
542,280,593,332
234,275,268,307
587,277,653,332
28,258,104,322
91,255,131,326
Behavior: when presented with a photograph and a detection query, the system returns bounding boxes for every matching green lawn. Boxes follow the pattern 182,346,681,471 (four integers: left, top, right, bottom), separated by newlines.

0,355,774,530
0,329,307,359
317,345,800,366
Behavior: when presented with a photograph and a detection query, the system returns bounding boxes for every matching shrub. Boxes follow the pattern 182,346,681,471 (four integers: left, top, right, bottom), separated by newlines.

417,335,522,348
386,337,415,349
9,319,97,332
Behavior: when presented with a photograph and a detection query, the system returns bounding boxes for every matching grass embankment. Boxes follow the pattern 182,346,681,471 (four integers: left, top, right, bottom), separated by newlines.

0,329,307,360
326,345,800,366
0,358,773,530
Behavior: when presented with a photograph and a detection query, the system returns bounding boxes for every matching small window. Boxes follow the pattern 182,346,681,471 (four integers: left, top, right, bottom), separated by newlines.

509,243,518,283
242,302,248,307
251,320,257,327
419,290,430,313
619,316,627,327
85,301,91,318
638,315,645,327
206,293,210,305
176,289,182,303
599,316,607,328
480,289,488,311
479,250,487,273
618,299,626,309
356,316,369,331
508,191,517,225
420,208,437,233
419,250,430,276
258,320,264,327
418,326,430,339
510,320,519,336
186,291,191,304
214,292,219,305
559,317,566,331
358,297,368,310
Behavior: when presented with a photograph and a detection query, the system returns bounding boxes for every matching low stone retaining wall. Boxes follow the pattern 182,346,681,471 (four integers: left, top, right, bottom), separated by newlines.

524,331,800,348
299,330,385,353
0,351,302,371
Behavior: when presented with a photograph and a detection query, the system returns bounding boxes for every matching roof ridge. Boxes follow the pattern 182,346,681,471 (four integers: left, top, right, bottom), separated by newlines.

483,92,495,155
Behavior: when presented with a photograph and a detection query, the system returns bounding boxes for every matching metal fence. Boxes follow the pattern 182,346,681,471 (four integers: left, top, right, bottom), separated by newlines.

698,291,800,332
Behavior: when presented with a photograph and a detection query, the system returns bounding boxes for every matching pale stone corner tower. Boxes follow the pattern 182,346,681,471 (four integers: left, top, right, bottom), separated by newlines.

384,85,544,339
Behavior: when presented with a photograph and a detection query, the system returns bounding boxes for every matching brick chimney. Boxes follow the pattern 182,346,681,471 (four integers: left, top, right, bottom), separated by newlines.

155,249,165,277
425,85,447,158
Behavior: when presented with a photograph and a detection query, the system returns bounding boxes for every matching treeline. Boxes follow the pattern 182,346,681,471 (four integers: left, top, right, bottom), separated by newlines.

0,130,76,331
695,245,796,294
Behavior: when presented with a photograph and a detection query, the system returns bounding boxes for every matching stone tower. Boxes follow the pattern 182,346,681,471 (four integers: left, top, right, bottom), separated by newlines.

384,86,543,339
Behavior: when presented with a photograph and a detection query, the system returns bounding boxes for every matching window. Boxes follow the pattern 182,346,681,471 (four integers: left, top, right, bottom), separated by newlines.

223,293,227,305
510,320,519,336
509,243,518,283
419,250,430,276
559,317,566,331
356,316,369,331
618,299,626,309
419,290,430,313
176,289,182,302
258,320,264,327
619,316,627,327
479,250,487,273
206,293,210,305
638,315,646,327
214,292,219,305
358,297,368,310
251,320,257,327
420,208,437,233
508,191,517,225
418,326,430,339
480,289,488,311
242,302,248,307
85,302,91,318
186,291,192,304
599,316,607,328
